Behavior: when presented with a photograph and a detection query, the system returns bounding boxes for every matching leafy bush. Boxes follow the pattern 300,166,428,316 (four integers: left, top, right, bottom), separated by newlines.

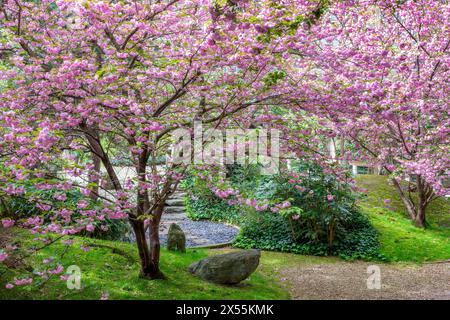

254,163,358,243
185,196,242,225
185,162,384,260
233,210,328,255
182,168,243,225
332,212,384,260
234,212,384,260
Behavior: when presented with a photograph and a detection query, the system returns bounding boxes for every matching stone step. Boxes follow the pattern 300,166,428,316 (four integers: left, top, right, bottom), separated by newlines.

161,221,186,228
168,195,186,201
170,191,187,197
162,220,187,225
162,215,187,221
164,206,185,214
162,213,187,221
165,199,185,206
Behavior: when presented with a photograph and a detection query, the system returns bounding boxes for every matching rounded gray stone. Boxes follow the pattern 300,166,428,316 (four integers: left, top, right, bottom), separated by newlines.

188,249,261,285
167,223,186,253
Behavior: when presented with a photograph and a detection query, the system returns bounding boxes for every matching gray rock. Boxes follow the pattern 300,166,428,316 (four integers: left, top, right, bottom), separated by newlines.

167,223,186,253
188,249,260,284
121,219,239,248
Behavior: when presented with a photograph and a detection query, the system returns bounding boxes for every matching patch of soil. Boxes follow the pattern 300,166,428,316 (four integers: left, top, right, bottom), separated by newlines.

279,261,450,300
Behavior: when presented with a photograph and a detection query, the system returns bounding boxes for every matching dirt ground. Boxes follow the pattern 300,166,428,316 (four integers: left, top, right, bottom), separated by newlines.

278,261,450,300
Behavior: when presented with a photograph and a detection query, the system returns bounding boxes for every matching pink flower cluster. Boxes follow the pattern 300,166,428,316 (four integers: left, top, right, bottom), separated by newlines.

1,219,14,228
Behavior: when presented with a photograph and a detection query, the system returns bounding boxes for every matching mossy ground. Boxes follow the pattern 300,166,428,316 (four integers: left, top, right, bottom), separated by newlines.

1,175,448,299
356,175,450,263
0,229,289,300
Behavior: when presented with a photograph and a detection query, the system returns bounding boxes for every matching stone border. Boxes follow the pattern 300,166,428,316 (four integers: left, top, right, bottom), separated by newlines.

190,242,233,249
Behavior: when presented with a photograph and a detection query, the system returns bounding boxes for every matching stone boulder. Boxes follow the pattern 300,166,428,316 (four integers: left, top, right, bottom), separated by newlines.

188,249,260,285
167,223,186,253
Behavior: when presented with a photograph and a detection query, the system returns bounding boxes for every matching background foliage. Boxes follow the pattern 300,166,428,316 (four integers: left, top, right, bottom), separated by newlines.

185,163,384,260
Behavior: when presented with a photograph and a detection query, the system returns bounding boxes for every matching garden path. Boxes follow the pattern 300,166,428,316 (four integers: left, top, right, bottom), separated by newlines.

123,189,239,248
159,190,239,247
278,260,450,300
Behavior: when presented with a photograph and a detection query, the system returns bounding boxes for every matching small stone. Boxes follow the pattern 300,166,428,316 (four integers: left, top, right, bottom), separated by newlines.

188,249,260,285
167,223,186,253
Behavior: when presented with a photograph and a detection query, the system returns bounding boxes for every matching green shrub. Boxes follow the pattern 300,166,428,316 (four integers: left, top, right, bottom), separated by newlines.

254,163,361,245
185,196,242,225
233,210,329,255
333,212,384,260
232,208,384,260
185,162,384,260
183,168,242,224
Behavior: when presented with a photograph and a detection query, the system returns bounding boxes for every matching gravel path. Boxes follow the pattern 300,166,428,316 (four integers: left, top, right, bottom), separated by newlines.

161,191,240,247
159,220,239,247
123,220,239,247
279,261,450,300
123,190,240,247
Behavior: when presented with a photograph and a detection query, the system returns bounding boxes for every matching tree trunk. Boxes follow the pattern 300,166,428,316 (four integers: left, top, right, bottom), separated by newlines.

414,205,426,228
414,176,428,228
392,176,429,228
81,122,122,191
89,154,101,201
130,219,165,280
392,177,417,218
149,219,164,277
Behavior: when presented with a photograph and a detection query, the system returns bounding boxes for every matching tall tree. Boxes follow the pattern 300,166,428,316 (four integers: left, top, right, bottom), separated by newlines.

285,0,449,227
0,0,318,279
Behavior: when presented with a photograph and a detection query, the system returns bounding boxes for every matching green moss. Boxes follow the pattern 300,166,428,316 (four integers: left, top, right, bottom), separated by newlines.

356,175,450,228
361,207,450,263
2,174,448,300
0,230,289,300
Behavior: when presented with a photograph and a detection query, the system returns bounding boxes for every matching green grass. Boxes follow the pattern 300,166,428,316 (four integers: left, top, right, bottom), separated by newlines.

356,175,450,263
0,229,289,300
2,175,448,300
356,175,450,228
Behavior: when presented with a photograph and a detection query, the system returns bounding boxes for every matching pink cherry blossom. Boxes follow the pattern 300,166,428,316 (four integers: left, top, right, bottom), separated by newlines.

100,292,110,300
0,252,8,263
14,278,33,286
60,275,69,281
77,200,89,209
48,265,64,275
0,0,445,281
1,219,14,228
54,193,67,201
80,245,91,252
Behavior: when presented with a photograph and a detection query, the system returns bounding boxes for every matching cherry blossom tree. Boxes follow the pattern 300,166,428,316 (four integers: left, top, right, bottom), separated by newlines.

2,1,446,290
0,0,322,279
284,0,449,227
